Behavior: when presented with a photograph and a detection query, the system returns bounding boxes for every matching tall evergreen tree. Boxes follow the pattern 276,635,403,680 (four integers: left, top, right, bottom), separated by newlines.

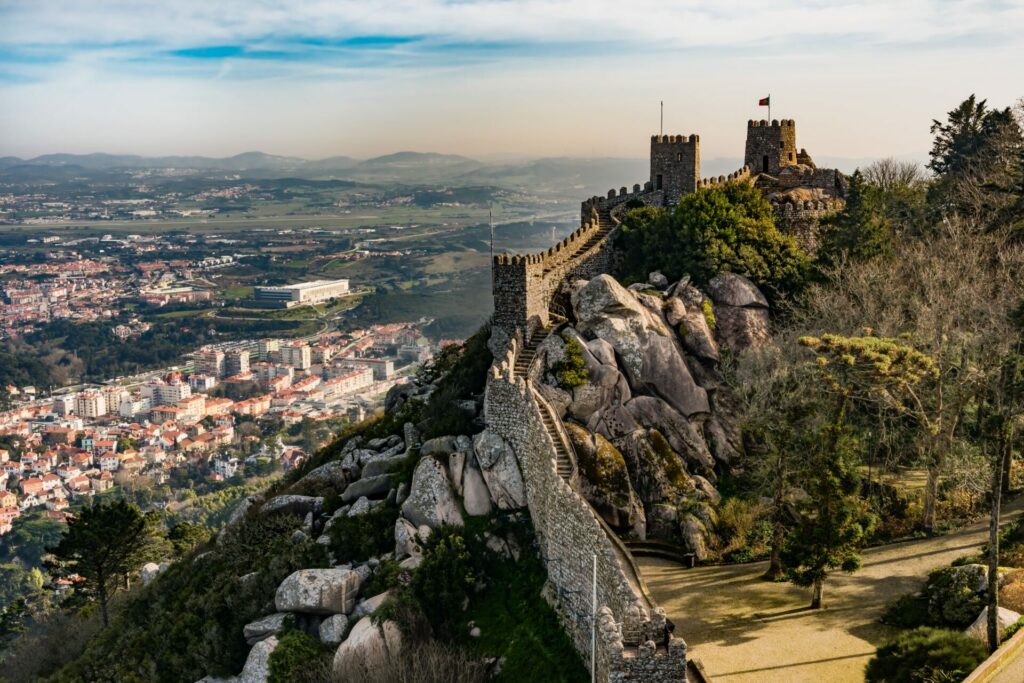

48,500,159,625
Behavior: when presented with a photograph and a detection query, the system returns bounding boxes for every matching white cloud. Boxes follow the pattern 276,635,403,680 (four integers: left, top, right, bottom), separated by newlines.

2,0,1022,50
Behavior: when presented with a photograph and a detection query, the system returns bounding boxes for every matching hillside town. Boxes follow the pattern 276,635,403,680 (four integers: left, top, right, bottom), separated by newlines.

0,321,443,536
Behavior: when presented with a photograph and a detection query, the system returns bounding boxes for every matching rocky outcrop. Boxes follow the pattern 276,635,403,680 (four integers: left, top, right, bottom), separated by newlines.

319,614,349,646
275,568,363,615
260,495,323,517
401,457,464,529
198,635,278,683
332,617,403,678
572,274,709,417
625,396,714,472
243,613,288,646
566,423,644,536
472,430,527,509
707,272,770,352
462,455,493,516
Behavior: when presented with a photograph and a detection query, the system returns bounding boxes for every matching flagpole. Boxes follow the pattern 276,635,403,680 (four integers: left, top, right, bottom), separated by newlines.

768,93,771,123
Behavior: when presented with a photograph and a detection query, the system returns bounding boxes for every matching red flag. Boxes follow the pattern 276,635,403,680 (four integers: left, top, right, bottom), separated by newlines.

758,96,770,106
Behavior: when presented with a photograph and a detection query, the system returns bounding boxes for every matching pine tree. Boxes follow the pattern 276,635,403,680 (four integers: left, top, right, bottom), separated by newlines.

48,500,159,625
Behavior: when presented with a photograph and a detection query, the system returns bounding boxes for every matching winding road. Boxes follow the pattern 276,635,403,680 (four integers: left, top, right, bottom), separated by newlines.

638,496,1024,683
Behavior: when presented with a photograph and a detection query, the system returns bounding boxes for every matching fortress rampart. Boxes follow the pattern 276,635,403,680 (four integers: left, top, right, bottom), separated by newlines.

492,207,618,341
696,165,751,190
485,342,687,682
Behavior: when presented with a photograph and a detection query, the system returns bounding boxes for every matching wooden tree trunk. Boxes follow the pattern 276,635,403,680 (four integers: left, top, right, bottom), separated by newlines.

763,521,785,581
922,466,939,534
811,578,823,609
988,432,1006,653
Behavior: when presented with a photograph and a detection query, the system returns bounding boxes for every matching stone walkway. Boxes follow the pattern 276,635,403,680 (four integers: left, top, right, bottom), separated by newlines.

638,496,1024,683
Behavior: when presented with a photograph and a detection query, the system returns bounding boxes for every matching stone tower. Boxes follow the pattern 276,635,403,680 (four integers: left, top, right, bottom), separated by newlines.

744,119,797,175
650,134,700,205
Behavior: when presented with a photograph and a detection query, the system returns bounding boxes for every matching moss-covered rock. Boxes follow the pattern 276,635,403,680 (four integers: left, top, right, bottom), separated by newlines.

566,424,644,535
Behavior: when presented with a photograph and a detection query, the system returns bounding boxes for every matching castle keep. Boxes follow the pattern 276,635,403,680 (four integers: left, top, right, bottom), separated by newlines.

487,117,846,682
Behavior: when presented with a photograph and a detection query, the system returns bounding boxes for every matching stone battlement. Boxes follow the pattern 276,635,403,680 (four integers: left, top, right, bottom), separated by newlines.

580,182,659,223
696,165,751,189
770,197,843,213
492,209,618,341
747,118,796,127
651,133,700,145
599,606,688,683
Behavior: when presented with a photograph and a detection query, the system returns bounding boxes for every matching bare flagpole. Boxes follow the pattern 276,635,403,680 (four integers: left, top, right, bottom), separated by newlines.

660,100,663,136
489,206,494,286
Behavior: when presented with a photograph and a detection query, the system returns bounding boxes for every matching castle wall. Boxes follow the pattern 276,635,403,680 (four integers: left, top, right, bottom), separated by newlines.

744,119,797,175
769,166,845,194
485,346,686,682
493,209,619,341
772,197,844,252
696,165,752,190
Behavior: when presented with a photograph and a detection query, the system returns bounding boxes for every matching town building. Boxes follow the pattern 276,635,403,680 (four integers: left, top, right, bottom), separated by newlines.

254,279,350,307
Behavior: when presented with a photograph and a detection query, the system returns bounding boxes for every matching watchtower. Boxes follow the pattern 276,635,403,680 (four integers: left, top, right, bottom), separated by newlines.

650,134,700,205
745,119,797,175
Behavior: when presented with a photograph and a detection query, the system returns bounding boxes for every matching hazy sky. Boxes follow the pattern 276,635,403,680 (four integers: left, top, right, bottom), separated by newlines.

1,0,1022,162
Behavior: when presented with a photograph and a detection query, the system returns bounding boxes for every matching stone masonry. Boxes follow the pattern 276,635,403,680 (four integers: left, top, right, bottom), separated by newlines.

485,341,687,682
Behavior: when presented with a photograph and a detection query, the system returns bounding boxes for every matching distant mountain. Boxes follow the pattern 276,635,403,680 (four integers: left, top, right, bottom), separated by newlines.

358,151,479,168
465,157,647,196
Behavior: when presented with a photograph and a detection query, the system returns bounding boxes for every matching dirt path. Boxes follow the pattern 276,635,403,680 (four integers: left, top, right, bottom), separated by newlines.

639,496,1024,683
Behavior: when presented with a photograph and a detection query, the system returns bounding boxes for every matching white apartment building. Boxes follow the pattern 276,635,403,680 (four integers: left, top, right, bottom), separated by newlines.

75,391,107,419
119,396,152,418
195,350,226,378
280,343,312,370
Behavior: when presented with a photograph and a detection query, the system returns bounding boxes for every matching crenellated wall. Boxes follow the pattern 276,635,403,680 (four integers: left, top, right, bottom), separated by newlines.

492,208,619,341
485,342,687,682
765,165,846,193
696,165,751,190
771,197,845,251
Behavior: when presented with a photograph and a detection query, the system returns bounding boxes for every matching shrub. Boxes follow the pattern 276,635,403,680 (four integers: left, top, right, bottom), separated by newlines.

418,323,493,439
715,498,771,563
409,526,477,638
865,627,986,683
267,628,328,683
554,333,589,390
328,503,401,565
362,557,405,597
701,298,717,331
616,181,811,303
879,593,931,629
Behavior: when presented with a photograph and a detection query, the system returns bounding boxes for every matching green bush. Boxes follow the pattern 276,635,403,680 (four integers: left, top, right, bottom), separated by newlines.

267,628,327,683
617,181,810,303
879,594,932,629
362,557,404,596
328,503,401,564
49,512,329,682
865,627,986,683
409,526,478,638
554,333,589,390
417,322,493,439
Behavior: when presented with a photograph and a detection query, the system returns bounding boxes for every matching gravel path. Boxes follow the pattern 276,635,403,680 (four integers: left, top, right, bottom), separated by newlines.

638,496,1024,683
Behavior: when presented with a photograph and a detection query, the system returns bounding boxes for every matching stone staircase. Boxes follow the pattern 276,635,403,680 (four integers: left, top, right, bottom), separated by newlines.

512,326,574,482
542,207,614,276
